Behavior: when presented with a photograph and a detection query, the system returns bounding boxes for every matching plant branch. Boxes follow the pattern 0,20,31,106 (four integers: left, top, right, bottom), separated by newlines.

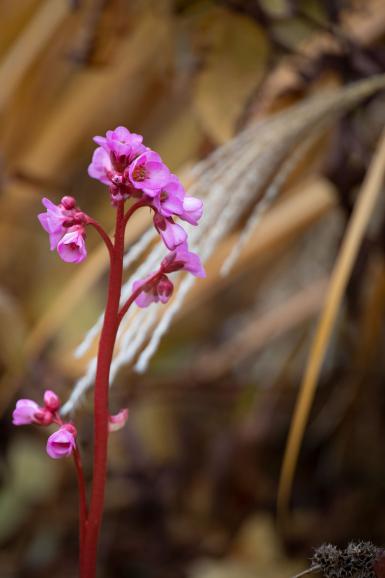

87,218,114,258
123,199,147,227
117,270,162,326
81,200,125,578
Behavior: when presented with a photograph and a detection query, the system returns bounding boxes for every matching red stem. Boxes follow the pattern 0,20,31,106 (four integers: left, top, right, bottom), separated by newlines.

80,199,159,577
72,446,88,574
87,218,114,258
81,201,125,578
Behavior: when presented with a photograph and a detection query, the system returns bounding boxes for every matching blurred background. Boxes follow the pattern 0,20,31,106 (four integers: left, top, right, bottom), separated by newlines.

1,0,385,576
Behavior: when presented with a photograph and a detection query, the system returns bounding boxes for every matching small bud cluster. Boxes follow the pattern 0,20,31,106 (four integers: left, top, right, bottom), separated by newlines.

311,542,381,578
38,196,88,263
12,391,77,459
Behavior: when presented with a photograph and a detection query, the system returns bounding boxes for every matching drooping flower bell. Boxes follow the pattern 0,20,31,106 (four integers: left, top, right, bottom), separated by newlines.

179,195,203,225
161,243,205,278
38,197,88,263
57,228,87,263
132,273,174,308
153,213,187,251
46,424,77,459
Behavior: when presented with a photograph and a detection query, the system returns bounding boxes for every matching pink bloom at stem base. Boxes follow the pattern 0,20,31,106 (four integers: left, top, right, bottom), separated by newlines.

46,424,77,459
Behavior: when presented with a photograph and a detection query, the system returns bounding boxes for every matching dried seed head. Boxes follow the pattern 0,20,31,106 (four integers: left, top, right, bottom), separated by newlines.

312,544,343,578
311,542,380,578
344,541,378,576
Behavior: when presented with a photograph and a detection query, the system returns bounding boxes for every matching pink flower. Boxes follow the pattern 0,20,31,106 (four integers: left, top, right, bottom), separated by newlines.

128,151,170,195
12,399,40,425
38,197,88,262
46,424,77,459
12,389,62,427
152,175,185,217
161,243,205,278
43,390,60,412
180,196,203,226
153,213,187,250
94,126,145,170
133,273,174,308
38,198,67,250
57,228,87,263
88,146,113,186
108,409,129,432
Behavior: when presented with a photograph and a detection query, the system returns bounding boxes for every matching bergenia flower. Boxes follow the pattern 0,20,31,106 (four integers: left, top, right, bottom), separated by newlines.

38,198,67,250
88,147,114,186
57,228,87,263
161,243,205,278
94,126,145,170
128,151,170,195
46,424,77,459
108,409,129,432
133,274,174,308
13,389,62,427
153,213,187,250
38,197,88,263
152,175,185,217
180,195,203,226
12,399,41,425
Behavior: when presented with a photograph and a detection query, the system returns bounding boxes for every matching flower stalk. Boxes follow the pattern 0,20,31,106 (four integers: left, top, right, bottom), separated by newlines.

13,126,205,578
81,200,125,577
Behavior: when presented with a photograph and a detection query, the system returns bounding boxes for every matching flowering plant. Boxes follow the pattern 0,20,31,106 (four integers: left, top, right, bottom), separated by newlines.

13,127,204,577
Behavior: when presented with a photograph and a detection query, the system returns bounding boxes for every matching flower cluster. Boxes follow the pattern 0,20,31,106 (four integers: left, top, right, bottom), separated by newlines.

38,196,87,263
38,126,205,309
12,391,128,458
12,390,77,459
88,126,203,251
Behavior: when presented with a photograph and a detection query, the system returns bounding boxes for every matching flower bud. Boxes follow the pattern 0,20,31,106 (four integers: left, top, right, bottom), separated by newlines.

44,390,60,412
108,409,129,432
61,196,76,210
